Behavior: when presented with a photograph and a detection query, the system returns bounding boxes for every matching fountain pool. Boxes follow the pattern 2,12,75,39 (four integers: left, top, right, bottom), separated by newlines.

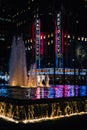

0,84,87,123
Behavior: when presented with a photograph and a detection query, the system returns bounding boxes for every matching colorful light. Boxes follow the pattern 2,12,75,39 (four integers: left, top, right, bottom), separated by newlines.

55,12,62,68
35,18,40,68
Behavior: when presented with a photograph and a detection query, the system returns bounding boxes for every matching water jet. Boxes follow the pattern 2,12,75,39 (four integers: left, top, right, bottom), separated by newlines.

9,35,50,88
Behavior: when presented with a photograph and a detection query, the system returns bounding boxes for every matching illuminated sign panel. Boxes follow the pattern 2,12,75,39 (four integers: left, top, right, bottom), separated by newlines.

35,19,40,68
55,12,62,68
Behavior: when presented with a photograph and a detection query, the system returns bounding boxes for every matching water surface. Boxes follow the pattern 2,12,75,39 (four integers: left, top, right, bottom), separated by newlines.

0,84,87,100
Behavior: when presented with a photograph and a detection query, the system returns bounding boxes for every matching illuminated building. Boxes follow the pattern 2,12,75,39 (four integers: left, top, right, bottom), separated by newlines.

0,0,87,84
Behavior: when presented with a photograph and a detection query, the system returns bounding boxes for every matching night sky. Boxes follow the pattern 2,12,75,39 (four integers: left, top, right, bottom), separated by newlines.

0,0,86,36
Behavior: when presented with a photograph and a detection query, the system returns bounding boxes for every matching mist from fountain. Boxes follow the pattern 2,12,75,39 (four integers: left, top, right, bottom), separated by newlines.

27,63,37,87
9,35,50,88
45,74,50,87
9,36,28,87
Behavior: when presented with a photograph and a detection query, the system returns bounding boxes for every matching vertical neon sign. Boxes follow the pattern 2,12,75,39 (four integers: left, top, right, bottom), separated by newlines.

55,12,62,68
35,18,40,69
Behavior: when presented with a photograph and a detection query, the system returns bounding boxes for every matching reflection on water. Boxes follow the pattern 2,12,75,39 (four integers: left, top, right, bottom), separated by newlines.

0,85,87,100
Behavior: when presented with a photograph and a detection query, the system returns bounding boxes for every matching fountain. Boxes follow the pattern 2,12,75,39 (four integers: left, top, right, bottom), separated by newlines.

45,74,50,87
28,63,37,87
9,36,28,87
9,35,50,88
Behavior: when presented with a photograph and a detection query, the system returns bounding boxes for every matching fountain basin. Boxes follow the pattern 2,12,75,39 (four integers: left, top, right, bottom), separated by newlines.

0,85,87,123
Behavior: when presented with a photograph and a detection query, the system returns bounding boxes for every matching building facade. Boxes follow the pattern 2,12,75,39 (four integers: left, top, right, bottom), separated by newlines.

0,0,87,84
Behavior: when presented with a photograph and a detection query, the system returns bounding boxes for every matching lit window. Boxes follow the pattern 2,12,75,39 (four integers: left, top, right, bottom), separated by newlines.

78,37,80,40
40,35,43,40
64,35,66,38
72,36,75,39
25,48,27,50
0,38,5,41
81,37,84,41
37,20,39,23
48,42,50,45
28,39,29,43
57,13,60,17
37,14,39,18
30,39,32,42
8,46,10,49
85,38,87,42
43,35,46,39
25,40,27,44
28,7,30,10
51,40,53,44
67,35,70,38
58,18,60,21
28,47,30,50
17,12,19,15
57,22,60,25
48,34,50,38
65,42,67,45
49,12,52,15
51,33,53,37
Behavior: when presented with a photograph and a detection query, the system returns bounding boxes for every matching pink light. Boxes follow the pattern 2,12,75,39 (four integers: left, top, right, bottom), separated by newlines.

40,32,44,55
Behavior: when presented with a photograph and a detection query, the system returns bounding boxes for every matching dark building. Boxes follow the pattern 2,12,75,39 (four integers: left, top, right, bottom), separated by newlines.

0,0,87,84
